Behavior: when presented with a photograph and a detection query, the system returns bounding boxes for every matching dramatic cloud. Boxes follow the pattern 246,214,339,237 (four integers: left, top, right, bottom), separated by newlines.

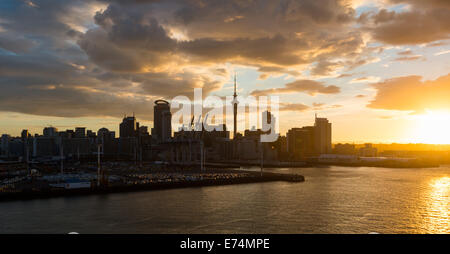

0,0,370,120
0,0,225,120
0,0,449,123
79,0,367,73
0,53,157,120
368,73,450,112
360,1,450,45
251,80,340,96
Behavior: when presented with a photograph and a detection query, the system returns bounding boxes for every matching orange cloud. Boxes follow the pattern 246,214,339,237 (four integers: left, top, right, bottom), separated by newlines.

368,73,450,112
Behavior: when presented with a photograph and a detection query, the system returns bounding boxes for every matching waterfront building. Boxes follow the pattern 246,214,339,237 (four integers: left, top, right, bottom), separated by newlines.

43,127,58,137
287,126,315,160
74,127,86,138
64,129,75,139
359,143,378,157
139,126,150,137
33,136,57,158
86,130,96,138
0,134,11,157
120,115,138,138
152,100,172,142
174,122,230,162
118,137,138,160
274,135,288,160
314,115,332,154
234,128,277,161
285,115,332,159
334,143,357,155
97,128,112,141
8,138,25,158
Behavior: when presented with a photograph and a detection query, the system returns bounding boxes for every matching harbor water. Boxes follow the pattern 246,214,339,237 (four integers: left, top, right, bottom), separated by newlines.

0,166,449,234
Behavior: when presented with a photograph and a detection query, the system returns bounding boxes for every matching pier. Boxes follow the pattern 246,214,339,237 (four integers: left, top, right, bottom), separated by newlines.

0,168,304,202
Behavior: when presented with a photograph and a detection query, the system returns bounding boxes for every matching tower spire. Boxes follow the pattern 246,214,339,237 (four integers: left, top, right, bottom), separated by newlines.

233,72,238,139
234,72,237,97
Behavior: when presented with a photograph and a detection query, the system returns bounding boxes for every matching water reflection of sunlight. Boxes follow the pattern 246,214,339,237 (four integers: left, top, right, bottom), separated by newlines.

424,177,450,233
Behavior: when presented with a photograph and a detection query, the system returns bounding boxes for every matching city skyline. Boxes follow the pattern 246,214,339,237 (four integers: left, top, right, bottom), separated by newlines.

1,1,450,238
2,95,450,145
1,0,450,144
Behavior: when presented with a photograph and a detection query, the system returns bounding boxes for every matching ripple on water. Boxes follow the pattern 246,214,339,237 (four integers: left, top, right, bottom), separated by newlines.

0,166,449,233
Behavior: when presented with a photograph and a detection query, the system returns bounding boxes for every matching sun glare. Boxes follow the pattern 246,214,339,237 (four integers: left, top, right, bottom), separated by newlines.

411,111,450,144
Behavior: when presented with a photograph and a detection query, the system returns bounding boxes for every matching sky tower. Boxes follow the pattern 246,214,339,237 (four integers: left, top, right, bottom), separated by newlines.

233,73,239,139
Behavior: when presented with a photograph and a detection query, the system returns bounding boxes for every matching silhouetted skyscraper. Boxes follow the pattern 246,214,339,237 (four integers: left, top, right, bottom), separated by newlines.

120,115,138,138
0,134,10,157
314,115,332,154
98,128,111,141
287,126,315,159
152,100,172,142
43,127,58,137
74,127,86,138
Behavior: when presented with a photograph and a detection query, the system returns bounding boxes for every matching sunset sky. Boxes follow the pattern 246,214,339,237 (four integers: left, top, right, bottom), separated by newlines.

0,0,449,144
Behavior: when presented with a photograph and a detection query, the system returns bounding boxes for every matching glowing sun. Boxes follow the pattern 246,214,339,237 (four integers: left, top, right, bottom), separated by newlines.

411,111,450,144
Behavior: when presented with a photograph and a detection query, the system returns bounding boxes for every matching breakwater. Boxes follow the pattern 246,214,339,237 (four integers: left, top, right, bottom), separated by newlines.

0,170,304,202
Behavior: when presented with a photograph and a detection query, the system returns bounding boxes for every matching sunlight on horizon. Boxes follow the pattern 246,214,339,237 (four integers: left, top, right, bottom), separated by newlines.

410,111,450,145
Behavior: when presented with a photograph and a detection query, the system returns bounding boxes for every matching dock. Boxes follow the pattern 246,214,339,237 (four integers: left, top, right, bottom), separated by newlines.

0,169,304,202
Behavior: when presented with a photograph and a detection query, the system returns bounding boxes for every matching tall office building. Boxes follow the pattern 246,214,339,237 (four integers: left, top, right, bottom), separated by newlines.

314,115,332,154
152,100,172,142
120,115,138,138
286,126,315,159
0,134,11,156
43,127,58,137
98,128,112,141
74,127,86,138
